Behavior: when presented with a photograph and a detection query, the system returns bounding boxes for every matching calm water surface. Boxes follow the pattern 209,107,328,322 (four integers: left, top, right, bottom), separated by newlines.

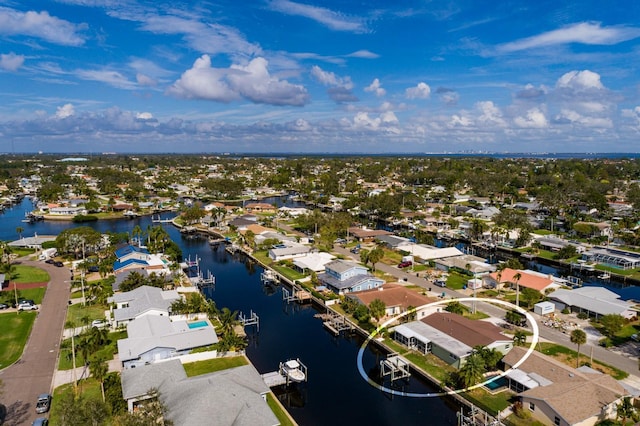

2,199,459,425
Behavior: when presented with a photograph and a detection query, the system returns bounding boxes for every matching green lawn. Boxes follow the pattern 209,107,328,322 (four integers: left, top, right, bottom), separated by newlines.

266,392,296,426
183,356,248,376
0,311,37,368
446,272,469,290
537,342,628,380
66,303,108,325
0,287,46,305
10,264,50,283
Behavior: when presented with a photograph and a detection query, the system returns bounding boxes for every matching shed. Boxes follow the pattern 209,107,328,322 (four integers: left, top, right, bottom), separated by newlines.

534,301,555,316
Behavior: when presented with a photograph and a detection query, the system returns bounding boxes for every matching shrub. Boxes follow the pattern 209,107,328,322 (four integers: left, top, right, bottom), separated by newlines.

599,337,612,347
73,214,98,223
561,308,570,314
577,312,588,320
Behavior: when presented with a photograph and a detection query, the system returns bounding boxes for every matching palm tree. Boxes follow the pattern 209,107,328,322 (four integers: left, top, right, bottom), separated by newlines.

15,226,23,240
570,329,587,368
617,396,639,425
217,307,239,337
65,319,78,394
513,330,527,346
457,352,485,388
132,224,143,246
513,272,522,307
89,356,109,402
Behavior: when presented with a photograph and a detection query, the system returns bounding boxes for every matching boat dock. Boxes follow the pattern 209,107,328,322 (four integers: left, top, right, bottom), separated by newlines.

316,310,353,335
239,310,259,332
261,269,279,284
380,353,411,383
261,359,308,388
282,285,311,304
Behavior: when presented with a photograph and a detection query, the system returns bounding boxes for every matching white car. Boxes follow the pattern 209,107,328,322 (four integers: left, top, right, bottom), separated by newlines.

91,319,107,328
18,302,38,311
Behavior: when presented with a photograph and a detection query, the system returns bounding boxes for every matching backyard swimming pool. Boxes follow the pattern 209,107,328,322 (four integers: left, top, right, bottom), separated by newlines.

187,320,209,329
484,375,507,391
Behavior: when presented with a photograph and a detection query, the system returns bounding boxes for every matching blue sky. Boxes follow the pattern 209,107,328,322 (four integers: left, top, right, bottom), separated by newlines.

1,0,640,153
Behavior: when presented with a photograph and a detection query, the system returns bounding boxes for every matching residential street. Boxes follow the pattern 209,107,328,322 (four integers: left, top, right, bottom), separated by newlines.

0,259,70,426
331,245,640,378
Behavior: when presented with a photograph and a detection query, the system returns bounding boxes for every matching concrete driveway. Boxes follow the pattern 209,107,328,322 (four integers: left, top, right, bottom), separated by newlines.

0,258,70,426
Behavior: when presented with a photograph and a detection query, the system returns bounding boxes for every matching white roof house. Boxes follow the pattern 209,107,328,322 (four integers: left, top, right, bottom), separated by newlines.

547,286,638,319
292,252,336,273
108,285,181,327
117,315,218,368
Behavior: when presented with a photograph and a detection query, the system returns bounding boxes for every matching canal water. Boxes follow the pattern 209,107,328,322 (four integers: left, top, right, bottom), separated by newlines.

1,199,460,426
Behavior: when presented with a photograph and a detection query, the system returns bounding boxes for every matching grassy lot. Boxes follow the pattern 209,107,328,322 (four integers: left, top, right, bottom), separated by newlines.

50,378,103,424
11,247,36,257
272,263,306,281
183,356,248,376
66,303,108,325
0,311,37,368
266,393,296,426
537,342,628,380
0,286,47,305
446,272,469,290
10,264,50,283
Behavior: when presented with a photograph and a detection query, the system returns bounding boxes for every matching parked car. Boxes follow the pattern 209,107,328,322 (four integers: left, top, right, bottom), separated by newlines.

35,393,51,414
32,418,48,426
44,258,55,264
87,265,99,273
0,303,8,309
434,279,447,288
91,319,107,328
350,247,360,254
397,261,412,268
54,261,64,267
18,302,38,311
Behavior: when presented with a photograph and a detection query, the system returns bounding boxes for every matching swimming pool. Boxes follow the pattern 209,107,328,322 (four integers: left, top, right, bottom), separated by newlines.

484,375,507,391
187,320,209,329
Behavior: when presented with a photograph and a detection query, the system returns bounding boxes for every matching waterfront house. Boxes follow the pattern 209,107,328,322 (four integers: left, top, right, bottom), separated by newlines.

48,206,87,216
108,285,180,328
391,312,512,368
433,254,495,276
502,346,627,426
546,287,638,320
292,252,335,274
347,283,437,321
121,359,278,426
581,246,640,270
318,259,385,295
117,315,218,369
113,244,169,275
244,202,276,214
268,243,312,261
483,268,559,293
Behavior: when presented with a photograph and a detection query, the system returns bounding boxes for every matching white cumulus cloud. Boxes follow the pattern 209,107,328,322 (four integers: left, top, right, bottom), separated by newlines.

556,70,604,90
268,0,366,33
405,82,431,99
365,78,386,97
0,52,24,71
55,103,75,119
168,55,309,106
514,108,548,128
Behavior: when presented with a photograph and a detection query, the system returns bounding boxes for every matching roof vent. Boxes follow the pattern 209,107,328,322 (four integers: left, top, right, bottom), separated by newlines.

569,373,574,377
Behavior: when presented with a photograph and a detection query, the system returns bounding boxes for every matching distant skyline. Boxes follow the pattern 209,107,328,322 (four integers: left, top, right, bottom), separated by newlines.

1,1,640,153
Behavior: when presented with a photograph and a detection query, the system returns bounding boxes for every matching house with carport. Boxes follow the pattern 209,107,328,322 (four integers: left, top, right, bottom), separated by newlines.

502,346,627,426
391,312,513,369
546,286,638,320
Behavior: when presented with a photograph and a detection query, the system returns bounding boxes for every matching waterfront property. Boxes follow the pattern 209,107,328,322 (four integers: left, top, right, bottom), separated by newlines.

108,285,181,328
317,259,385,295
121,359,278,426
391,312,513,369
268,243,312,261
581,246,640,270
117,315,218,369
291,252,335,273
113,244,170,275
503,346,627,426
546,286,638,320
346,283,438,321
483,268,560,293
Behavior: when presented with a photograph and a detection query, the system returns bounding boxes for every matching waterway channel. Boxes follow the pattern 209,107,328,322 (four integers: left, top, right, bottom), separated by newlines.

1,199,460,426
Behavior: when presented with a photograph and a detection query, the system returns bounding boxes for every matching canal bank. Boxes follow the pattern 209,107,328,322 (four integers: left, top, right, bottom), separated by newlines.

1,198,461,426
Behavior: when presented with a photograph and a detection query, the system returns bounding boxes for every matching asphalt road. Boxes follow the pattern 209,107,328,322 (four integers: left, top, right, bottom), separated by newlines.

0,259,70,426
332,245,640,377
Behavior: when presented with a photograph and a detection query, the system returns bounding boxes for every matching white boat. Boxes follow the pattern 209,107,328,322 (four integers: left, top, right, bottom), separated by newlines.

598,272,611,280
261,269,279,284
282,359,306,382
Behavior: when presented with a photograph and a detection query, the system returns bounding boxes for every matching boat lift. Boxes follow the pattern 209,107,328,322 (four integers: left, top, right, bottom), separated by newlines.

380,353,411,384
261,358,308,388
239,310,259,332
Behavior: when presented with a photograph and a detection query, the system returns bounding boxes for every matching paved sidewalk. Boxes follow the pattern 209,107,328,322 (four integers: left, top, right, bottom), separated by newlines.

52,354,122,388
